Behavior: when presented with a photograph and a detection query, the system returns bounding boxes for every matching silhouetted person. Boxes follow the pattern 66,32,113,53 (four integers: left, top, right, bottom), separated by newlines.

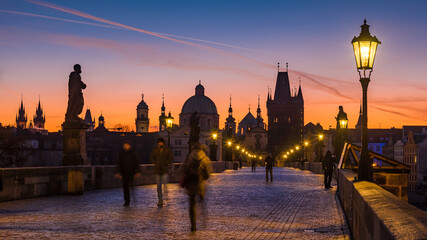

65,64,86,122
251,159,256,172
115,142,141,206
180,143,212,232
323,151,335,189
265,154,274,182
238,157,242,168
150,138,173,207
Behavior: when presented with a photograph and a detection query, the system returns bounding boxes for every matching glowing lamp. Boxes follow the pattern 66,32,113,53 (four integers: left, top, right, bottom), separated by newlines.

339,119,348,129
352,19,381,70
165,116,174,129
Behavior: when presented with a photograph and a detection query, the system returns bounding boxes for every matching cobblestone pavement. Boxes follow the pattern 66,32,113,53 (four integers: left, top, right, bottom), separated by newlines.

0,167,349,239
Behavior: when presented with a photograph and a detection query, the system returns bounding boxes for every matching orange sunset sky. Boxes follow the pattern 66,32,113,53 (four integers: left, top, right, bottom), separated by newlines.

1,0,426,132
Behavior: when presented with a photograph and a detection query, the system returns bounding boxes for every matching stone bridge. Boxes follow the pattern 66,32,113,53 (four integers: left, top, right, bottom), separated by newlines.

0,167,349,239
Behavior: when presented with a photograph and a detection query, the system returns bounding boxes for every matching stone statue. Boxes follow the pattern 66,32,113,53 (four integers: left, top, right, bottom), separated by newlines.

335,106,348,130
189,111,200,144
65,64,86,122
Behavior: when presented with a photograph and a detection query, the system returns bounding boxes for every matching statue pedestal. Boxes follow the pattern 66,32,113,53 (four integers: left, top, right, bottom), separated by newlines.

62,121,89,195
62,121,90,166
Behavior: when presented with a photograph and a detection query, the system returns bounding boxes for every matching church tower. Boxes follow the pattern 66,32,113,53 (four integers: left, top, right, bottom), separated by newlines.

84,108,95,131
225,95,236,135
158,94,167,132
256,95,264,128
33,96,46,129
16,95,27,129
136,93,149,133
267,63,304,153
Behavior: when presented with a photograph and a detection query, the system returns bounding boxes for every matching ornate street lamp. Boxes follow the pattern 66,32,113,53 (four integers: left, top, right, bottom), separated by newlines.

165,112,174,147
352,19,381,181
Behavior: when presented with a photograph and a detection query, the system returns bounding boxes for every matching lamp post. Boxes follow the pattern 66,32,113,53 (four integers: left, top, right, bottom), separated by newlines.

165,112,174,147
352,19,381,181
317,133,324,162
335,106,348,157
304,141,309,161
210,132,218,161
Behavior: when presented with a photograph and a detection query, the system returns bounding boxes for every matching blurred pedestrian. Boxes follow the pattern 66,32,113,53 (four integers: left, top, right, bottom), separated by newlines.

251,158,257,172
180,143,212,232
150,138,173,207
323,150,335,189
115,141,141,206
265,154,274,182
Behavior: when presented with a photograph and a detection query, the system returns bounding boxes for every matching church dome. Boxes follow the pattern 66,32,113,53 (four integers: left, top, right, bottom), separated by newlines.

181,82,218,114
137,94,148,109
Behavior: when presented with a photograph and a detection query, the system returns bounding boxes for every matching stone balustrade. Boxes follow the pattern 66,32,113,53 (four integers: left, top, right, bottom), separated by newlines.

0,161,238,202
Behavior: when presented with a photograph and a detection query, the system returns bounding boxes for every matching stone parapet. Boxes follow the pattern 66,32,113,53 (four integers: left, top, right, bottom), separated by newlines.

0,161,237,202
337,169,427,240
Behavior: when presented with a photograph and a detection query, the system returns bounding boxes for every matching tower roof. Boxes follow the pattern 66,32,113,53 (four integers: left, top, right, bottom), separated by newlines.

273,72,292,101
84,108,94,124
137,94,149,109
239,110,257,126
355,105,362,128
297,78,303,100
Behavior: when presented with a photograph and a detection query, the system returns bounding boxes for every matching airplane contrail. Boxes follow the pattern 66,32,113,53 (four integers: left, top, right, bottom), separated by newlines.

0,9,277,56
0,82,37,105
0,10,120,29
25,0,275,68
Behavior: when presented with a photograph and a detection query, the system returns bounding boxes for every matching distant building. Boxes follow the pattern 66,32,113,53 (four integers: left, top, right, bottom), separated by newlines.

158,95,167,132
16,96,27,129
33,97,46,130
238,107,257,136
136,94,149,133
161,81,221,162
267,67,304,154
224,96,236,136
84,108,95,131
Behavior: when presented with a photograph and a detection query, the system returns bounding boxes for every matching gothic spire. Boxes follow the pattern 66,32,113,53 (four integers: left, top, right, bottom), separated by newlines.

161,94,165,113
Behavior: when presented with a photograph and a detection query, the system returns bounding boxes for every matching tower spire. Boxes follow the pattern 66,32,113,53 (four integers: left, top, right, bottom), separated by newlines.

277,62,280,72
286,62,289,72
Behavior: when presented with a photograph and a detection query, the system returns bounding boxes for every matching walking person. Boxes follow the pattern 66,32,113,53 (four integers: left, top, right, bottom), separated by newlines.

180,143,212,232
251,158,257,172
323,151,335,189
115,141,141,206
150,138,173,207
265,154,274,182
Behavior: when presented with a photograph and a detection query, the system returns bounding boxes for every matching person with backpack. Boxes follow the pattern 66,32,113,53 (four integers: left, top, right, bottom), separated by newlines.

150,138,173,207
180,143,212,232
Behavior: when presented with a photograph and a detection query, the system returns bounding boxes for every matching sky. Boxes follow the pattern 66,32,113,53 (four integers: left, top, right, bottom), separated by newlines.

1,0,426,132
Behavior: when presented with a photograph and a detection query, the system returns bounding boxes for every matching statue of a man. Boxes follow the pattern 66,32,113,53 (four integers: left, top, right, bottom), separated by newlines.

335,106,348,129
65,64,86,122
